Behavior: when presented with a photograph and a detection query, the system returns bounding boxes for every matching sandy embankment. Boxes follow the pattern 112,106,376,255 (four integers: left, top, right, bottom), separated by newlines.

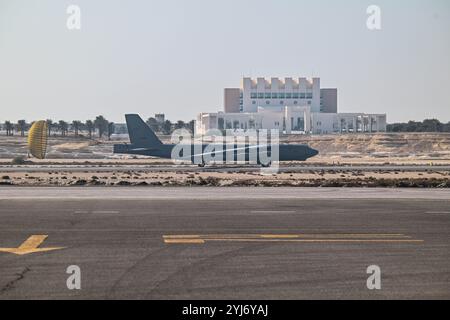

1,133,450,187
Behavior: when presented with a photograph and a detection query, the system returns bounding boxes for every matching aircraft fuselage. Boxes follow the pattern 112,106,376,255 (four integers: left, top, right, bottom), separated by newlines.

114,143,318,164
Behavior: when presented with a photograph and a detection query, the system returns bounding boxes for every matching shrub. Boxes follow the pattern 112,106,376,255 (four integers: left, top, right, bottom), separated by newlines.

11,156,26,165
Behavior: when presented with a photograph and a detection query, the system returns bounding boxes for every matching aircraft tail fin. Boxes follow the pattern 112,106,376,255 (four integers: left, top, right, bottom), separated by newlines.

125,114,163,147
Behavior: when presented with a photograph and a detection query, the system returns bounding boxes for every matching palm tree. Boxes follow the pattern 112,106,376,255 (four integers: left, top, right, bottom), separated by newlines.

85,120,94,139
175,120,186,130
72,120,82,136
17,120,27,137
146,117,160,132
58,120,69,137
161,120,172,135
94,116,108,138
46,119,53,136
107,122,115,140
4,121,13,136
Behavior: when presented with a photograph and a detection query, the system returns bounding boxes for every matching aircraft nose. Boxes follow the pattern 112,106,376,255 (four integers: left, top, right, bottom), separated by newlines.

309,147,319,157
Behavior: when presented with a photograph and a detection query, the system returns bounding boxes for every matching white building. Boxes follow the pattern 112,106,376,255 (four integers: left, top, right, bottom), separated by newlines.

197,107,386,135
311,112,386,134
196,77,386,135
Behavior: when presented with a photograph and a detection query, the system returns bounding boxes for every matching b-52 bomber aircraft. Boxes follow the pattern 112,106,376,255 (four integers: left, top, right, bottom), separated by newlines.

113,114,318,167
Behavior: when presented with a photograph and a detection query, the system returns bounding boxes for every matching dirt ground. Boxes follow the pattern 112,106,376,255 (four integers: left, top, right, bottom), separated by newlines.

1,169,449,188
1,133,449,187
1,132,450,164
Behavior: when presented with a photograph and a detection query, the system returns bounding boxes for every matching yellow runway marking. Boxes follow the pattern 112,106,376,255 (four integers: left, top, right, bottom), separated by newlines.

0,235,65,255
163,234,423,245
260,234,300,239
163,235,202,239
257,234,412,239
204,239,424,243
164,234,411,239
164,239,205,244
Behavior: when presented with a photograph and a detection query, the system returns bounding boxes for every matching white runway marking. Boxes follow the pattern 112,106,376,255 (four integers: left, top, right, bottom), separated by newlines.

92,210,120,214
251,210,296,214
425,211,450,214
74,210,119,214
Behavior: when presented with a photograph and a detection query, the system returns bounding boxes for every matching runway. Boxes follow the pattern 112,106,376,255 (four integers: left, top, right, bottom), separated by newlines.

0,187,449,299
1,164,450,173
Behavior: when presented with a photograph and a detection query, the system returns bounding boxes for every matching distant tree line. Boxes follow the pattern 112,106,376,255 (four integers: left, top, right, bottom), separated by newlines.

1,115,115,139
3,120,31,137
1,115,196,138
146,117,195,135
387,119,450,133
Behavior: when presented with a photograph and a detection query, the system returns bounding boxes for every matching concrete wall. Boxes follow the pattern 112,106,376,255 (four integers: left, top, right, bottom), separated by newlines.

320,88,337,113
196,113,218,135
258,107,284,132
311,113,338,134
224,88,241,113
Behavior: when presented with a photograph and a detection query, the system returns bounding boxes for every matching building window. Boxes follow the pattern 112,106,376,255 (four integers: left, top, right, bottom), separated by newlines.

251,93,257,99
279,93,285,99
272,93,278,99
296,117,304,131
218,118,225,130
286,93,292,99
280,101,284,105
306,93,313,99
293,93,299,99
307,101,311,105
294,101,298,105
300,93,305,99
265,93,271,99
258,93,264,99
266,101,270,105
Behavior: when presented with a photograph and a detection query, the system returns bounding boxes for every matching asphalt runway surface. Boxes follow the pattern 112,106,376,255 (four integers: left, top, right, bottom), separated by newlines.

1,164,450,173
0,187,449,299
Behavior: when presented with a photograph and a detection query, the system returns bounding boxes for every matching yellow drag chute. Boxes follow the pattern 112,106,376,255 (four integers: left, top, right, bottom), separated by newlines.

27,120,48,159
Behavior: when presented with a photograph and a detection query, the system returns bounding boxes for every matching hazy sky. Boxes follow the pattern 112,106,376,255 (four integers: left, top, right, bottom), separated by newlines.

0,0,449,123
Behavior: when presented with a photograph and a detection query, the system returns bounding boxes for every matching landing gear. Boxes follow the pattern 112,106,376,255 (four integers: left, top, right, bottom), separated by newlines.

198,162,206,168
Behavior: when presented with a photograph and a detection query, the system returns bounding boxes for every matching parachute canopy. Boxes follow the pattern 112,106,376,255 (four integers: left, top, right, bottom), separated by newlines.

27,120,48,159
